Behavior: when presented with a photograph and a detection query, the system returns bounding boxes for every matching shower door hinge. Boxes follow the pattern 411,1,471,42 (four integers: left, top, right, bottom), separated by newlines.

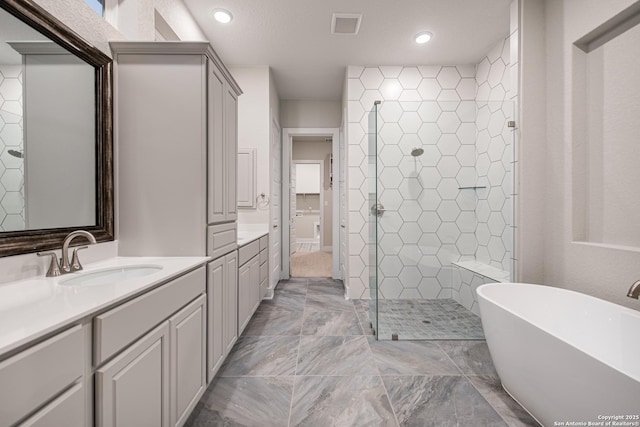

507,121,516,128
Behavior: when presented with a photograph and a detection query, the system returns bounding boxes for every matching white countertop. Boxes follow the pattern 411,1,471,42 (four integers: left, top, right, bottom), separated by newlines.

0,256,209,355
237,229,268,247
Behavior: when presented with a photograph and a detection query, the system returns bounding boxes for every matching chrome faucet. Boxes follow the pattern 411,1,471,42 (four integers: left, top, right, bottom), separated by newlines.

37,230,97,277
627,280,640,299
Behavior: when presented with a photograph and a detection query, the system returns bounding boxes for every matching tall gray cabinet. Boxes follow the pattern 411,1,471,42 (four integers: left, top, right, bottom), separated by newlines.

112,42,242,426
113,42,241,256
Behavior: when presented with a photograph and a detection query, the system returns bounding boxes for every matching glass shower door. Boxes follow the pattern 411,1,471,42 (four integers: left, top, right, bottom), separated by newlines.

368,102,380,337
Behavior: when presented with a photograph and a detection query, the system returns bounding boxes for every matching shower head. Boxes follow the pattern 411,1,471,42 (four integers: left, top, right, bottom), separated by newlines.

7,150,23,159
410,147,424,157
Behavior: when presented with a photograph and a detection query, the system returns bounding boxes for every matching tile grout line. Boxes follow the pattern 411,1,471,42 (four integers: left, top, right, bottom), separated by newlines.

433,341,516,425
463,373,514,426
364,334,402,427
350,299,368,335
433,341,465,376
287,277,309,427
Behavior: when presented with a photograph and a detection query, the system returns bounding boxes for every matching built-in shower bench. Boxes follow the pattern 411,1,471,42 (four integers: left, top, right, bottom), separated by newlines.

451,260,510,315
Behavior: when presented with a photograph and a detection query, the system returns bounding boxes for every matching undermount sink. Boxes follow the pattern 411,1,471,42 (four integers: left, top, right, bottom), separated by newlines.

59,265,163,287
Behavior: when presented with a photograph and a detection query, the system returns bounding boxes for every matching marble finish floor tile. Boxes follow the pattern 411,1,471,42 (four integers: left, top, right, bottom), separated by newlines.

307,283,345,297
187,279,533,427
367,338,461,376
301,308,363,336
352,299,374,335
260,288,307,311
217,336,299,377
383,375,507,427
437,341,499,377
307,277,343,286
352,298,370,313
185,376,294,427
305,293,355,312
276,278,308,291
307,279,344,292
468,376,541,427
297,336,373,376
241,306,303,336
290,375,397,427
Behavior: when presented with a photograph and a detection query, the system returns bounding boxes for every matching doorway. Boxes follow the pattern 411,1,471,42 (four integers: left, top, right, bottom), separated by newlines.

282,128,340,280
291,157,329,276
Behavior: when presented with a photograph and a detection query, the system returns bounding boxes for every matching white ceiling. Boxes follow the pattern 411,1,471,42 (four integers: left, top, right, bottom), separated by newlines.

184,0,511,101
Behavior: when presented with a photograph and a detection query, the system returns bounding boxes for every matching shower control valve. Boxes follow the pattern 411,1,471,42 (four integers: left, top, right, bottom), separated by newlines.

371,202,385,218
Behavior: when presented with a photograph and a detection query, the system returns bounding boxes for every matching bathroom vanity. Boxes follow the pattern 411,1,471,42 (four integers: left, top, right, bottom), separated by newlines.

237,231,269,334
0,257,209,427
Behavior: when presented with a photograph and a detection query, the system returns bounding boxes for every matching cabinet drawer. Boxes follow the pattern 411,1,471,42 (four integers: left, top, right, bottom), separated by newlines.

20,382,84,427
207,223,237,259
94,267,205,365
0,325,83,427
259,235,268,251
259,248,268,266
238,240,259,266
259,261,268,283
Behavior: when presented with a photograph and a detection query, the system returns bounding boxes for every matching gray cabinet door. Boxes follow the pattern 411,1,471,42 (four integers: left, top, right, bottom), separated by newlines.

207,60,226,224
96,322,170,427
238,261,252,334
224,251,238,354
207,257,225,383
249,257,261,315
170,294,206,427
225,84,238,222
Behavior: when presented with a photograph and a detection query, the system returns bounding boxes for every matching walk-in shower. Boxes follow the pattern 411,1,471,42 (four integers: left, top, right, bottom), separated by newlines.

365,60,516,340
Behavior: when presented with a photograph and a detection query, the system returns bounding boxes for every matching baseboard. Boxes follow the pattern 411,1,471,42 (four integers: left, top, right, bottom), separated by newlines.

322,246,332,252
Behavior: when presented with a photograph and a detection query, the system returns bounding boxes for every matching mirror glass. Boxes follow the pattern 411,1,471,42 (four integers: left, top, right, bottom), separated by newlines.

0,6,96,232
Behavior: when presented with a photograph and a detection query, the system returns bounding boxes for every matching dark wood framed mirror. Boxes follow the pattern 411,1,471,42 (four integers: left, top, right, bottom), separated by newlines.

0,0,113,257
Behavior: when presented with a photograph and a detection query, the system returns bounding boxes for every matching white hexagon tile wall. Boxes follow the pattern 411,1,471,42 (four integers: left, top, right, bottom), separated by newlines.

0,65,25,232
345,33,517,305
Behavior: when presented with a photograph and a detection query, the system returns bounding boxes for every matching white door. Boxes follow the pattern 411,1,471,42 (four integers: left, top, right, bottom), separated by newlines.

270,119,282,287
290,158,297,261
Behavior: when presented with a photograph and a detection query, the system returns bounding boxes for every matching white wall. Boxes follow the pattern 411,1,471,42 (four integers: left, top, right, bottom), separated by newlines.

31,0,207,57
280,100,341,128
231,66,280,225
529,0,640,308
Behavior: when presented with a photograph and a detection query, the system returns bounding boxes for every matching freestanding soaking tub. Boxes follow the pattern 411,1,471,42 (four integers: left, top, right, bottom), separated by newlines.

477,283,640,426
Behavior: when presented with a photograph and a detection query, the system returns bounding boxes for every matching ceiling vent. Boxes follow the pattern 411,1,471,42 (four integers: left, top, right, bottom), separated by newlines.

331,13,362,35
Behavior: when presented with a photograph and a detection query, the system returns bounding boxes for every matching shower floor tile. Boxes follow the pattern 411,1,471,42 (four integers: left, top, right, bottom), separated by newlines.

374,298,486,340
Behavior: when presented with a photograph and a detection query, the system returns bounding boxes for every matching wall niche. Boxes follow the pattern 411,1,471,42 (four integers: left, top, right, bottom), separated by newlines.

572,3,640,250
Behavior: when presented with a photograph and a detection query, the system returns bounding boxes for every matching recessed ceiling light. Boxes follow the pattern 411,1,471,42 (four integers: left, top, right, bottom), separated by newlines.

212,9,232,24
415,32,432,44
